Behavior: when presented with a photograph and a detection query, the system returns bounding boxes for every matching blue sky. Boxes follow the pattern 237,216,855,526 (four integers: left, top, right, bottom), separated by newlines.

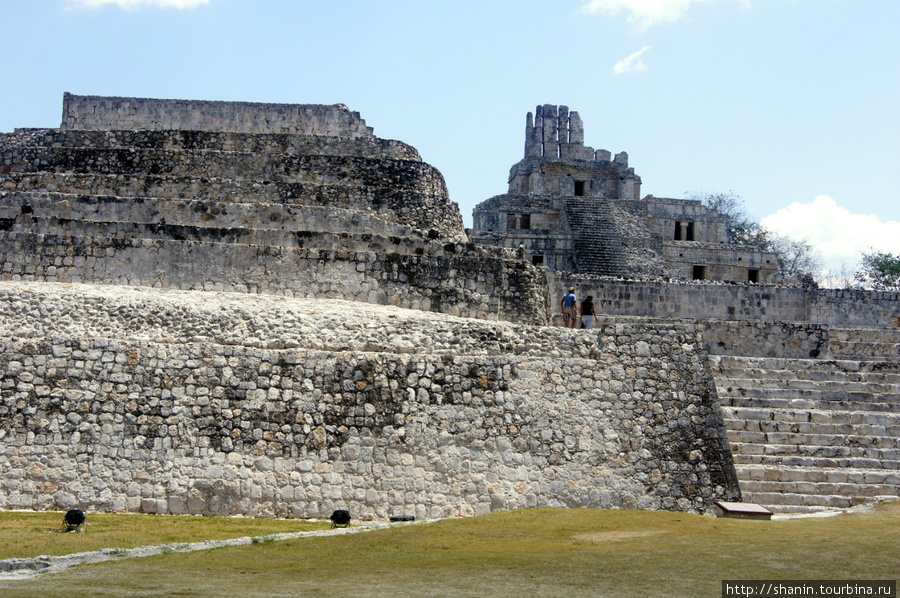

1,0,897,274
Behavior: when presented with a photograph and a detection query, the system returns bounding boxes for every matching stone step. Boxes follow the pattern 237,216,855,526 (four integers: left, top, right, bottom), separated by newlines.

738,479,900,499
713,365,900,383
717,386,900,405
725,429,900,450
711,354,900,374
734,464,900,485
830,341,900,361
2,171,313,204
762,504,846,514
722,415,900,437
728,441,900,460
830,326,900,344
719,397,900,414
2,146,430,185
4,215,405,251
739,490,891,511
730,453,900,470
717,375,900,392
722,405,900,425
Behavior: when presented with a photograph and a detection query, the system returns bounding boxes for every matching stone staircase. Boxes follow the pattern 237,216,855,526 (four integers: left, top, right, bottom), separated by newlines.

561,197,628,277
711,347,900,513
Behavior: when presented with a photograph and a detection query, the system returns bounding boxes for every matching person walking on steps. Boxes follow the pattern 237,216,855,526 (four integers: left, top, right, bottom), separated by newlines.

561,287,578,329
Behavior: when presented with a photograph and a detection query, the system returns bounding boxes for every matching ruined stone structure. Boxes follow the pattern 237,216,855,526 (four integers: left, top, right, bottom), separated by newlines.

1,94,547,324
0,95,898,519
472,104,778,283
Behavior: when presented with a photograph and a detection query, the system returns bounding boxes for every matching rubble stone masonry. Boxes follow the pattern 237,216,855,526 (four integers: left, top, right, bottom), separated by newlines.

0,282,740,518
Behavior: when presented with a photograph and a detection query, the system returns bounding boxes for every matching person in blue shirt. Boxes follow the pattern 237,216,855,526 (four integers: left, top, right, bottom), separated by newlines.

560,287,578,328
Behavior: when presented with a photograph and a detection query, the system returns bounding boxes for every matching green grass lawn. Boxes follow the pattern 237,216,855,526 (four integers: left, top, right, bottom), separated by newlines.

0,503,897,598
0,511,329,560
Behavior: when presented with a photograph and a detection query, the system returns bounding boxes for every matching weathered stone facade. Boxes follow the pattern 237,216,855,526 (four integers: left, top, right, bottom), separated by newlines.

472,105,778,283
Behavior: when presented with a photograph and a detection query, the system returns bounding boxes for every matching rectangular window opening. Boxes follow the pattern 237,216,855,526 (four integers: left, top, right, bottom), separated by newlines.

748,269,760,283
506,213,532,230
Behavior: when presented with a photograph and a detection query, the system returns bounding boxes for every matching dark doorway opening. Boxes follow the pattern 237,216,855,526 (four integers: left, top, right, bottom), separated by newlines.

574,181,586,196
692,265,707,280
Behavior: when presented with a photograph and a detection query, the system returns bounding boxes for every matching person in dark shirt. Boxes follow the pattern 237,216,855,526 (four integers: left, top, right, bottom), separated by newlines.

580,295,597,329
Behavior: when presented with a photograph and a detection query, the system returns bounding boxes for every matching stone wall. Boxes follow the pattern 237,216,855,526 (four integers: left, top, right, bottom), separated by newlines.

0,282,740,518
811,288,900,327
550,274,900,328
702,320,830,359
0,232,548,324
61,94,375,138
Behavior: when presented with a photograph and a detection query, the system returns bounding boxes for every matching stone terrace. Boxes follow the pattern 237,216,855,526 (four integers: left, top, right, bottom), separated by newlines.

0,281,739,518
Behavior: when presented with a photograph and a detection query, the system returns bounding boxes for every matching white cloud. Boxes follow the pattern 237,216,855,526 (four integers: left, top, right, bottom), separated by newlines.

761,195,900,273
613,46,651,75
583,0,714,31
67,0,211,9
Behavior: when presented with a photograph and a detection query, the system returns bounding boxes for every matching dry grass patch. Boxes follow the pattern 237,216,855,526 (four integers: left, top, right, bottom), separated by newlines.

0,511,328,559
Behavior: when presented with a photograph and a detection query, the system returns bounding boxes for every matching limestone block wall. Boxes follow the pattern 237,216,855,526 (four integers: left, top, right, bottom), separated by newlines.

61,94,374,137
0,282,740,518
0,231,549,325
550,275,899,328
811,288,900,327
702,320,830,359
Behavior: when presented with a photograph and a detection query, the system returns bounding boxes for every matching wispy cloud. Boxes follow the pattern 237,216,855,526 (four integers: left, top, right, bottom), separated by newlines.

613,46,651,75
583,0,714,31
66,0,211,9
761,195,900,273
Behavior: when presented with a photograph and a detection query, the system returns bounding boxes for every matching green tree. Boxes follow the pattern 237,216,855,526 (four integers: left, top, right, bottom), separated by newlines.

693,191,762,246
853,251,900,291
767,234,822,276
690,191,822,276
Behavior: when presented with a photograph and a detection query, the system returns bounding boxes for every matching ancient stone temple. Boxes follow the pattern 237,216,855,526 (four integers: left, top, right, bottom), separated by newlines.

0,94,547,323
472,104,778,283
0,94,898,521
